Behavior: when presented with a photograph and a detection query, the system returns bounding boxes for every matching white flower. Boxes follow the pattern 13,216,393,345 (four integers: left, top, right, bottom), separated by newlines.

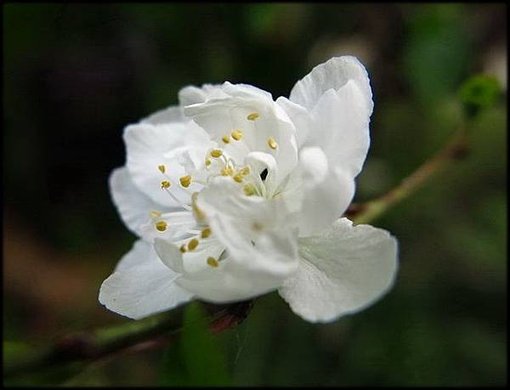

99,56,398,323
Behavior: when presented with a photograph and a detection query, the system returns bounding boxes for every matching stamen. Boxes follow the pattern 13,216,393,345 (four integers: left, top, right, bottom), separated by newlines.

233,173,244,183
161,180,171,189
221,166,234,176
243,184,257,196
207,257,219,268
179,244,187,253
201,227,212,238
247,112,260,121
187,238,199,251
150,210,162,218
205,158,212,167
158,164,166,174
231,129,243,141
155,220,167,232
210,149,223,158
267,137,278,150
239,166,251,176
179,175,192,188
222,135,230,144
191,192,206,222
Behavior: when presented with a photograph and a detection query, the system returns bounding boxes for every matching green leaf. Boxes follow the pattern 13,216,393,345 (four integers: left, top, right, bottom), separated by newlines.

458,75,502,119
159,302,231,386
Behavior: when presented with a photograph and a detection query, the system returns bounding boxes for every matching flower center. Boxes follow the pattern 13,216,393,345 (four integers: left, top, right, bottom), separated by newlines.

151,110,281,269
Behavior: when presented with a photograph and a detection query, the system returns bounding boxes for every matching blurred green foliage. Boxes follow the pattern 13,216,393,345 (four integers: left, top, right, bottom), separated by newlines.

3,3,506,386
159,302,230,386
459,74,502,118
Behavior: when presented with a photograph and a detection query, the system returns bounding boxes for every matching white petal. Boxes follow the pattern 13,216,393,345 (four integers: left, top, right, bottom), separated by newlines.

124,121,212,206
196,177,299,278
154,219,287,303
114,238,153,272
279,218,398,323
141,105,185,125
275,96,312,148
99,240,193,319
153,238,185,273
178,84,226,106
306,84,371,177
155,236,225,276
109,167,159,238
176,254,287,303
281,147,355,237
183,83,298,184
289,56,373,114
139,210,197,243
286,56,373,177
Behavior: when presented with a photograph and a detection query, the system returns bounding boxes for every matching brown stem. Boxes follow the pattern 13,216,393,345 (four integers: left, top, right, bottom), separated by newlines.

350,127,469,225
4,300,253,378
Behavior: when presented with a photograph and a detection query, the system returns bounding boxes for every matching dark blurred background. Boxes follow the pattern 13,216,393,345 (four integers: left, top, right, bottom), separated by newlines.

3,3,507,386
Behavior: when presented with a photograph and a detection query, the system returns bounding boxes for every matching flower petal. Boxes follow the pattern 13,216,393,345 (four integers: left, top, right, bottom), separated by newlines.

109,167,159,238
183,82,298,184
279,218,398,323
289,56,373,114
275,96,312,148
141,105,185,126
124,121,212,206
281,147,355,237
176,254,288,303
307,84,371,177
99,240,193,319
196,177,299,278
286,56,373,177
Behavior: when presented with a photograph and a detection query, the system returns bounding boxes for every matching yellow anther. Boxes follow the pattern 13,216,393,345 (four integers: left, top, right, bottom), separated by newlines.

221,135,230,144
155,220,167,232
207,257,219,268
243,184,257,196
179,175,192,188
179,244,187,253
247,112,260,121
161,180,171,189
239,166,251,176
233,173,244,183
191,192,206,222
158,164,166,174
221,166,234,176
187,238,199,251
210,149,223,158
231,129,243,141
150,210,162,218
201,227,212,238
205,158,212,167
267,137,278,150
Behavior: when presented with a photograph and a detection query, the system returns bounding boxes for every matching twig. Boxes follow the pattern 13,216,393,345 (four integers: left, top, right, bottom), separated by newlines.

347,126,469,225
4,300,253,378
